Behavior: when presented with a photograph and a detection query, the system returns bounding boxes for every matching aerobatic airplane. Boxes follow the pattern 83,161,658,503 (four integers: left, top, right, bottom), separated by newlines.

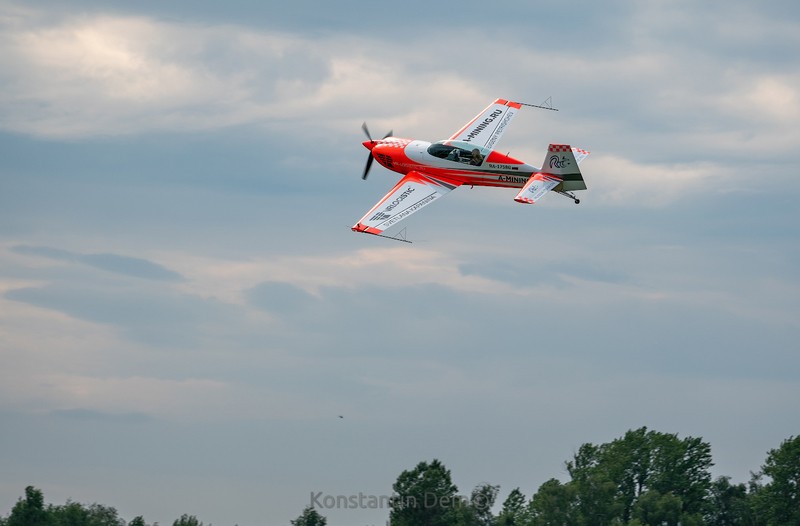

352,98,590,241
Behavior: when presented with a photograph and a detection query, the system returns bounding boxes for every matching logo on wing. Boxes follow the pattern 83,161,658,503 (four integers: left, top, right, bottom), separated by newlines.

384,187,415,212
370,212,391,221
549,155,570,169
463,109,504,142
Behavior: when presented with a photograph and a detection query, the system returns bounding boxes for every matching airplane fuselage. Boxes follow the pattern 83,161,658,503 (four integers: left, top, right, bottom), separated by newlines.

365,138,539,189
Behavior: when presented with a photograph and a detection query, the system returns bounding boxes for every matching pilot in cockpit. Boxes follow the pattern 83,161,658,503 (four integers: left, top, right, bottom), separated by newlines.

470,149,484,166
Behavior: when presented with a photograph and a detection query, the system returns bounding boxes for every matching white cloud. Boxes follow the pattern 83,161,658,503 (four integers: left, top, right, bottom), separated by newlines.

718,73,800,132
588,154,722,206
0,9,473,138
0,12,308,137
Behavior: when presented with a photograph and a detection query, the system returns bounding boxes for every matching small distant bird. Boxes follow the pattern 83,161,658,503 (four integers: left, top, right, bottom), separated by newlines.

338,415,344,418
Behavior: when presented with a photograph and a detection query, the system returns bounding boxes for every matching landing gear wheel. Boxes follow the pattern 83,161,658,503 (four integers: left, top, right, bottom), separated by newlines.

574,199,580,204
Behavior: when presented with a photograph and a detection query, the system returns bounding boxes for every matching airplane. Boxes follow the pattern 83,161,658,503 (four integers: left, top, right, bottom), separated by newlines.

352,98,590,242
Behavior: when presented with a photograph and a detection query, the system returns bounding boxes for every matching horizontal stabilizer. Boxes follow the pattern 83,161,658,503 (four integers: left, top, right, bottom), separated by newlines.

572,147,590,165
514,173,561,204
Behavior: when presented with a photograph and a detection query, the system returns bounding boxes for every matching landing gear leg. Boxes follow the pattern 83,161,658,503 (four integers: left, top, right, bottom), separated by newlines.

556,190,580,204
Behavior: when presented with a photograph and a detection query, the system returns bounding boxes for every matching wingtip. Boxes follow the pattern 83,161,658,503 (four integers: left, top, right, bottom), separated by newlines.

351,223,383,235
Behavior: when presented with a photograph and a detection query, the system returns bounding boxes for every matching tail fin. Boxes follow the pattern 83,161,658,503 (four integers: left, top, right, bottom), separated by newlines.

541,144,589,191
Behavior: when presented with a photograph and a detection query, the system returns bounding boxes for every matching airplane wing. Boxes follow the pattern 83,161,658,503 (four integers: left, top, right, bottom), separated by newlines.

448,99,521,150
513,173,562,204
352,171,461,236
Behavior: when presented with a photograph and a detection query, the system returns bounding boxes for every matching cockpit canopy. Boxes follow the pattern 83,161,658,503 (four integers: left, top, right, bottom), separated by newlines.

427,141,490,166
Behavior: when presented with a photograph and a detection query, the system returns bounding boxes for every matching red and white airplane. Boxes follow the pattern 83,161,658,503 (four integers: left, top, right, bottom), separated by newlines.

352,98,590,241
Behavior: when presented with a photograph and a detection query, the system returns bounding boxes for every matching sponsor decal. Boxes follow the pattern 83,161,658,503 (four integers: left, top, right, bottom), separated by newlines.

463,109,504,142
369,211,391,222
549,155,570,169
485,110,515,149
381,194,438,227
498,175,528,184
384,187,415,212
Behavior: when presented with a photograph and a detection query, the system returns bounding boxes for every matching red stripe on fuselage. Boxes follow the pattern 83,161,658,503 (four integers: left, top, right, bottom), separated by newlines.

369,138,534,188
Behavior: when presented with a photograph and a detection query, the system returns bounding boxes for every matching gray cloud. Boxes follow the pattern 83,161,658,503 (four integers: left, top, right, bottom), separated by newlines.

4,283,243,348
12,245,185,281
79,253,185,282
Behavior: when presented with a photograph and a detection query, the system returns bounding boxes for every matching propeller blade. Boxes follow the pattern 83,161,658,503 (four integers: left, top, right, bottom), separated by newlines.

360,123,392,180
361,122,373,142
362,154,374,180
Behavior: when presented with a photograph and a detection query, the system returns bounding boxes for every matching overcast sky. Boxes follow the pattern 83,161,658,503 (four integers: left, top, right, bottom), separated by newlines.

1,1,799,525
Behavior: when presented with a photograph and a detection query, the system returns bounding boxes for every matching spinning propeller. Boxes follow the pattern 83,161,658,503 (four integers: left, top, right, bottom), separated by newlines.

361,122,392,180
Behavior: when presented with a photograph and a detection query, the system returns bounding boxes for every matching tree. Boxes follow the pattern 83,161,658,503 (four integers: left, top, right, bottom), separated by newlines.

129,517,148,526
6,486,51,526
472,483,500,526
565,427,713,525
630,490,684,526
390,459,460,526
566,444,623,525
705,476,753,526
454,484,499,526
290,506,326,526
2,487,127,526
752,435,800,526
51,501,91,526
647,433,712,518
172,514,202,526
496,488,527,526
527,478,578,526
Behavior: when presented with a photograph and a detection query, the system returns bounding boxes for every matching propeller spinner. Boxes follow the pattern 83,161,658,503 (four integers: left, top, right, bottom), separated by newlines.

361,122,392,180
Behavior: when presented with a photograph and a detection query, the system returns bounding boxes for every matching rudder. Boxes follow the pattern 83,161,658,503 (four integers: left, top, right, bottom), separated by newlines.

541,144,588,191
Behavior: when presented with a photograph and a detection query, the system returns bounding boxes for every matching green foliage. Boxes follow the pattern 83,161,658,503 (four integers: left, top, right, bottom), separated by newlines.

751,435,800,526
172,514,203,526
2,487,126,526
565,427,713,525
528,478,578,526
705,476,753,526
390,459,460,526
6,486,51,526
290,506,326,526
496,488,527,526
630,490,698,526
50,501,125,526
453,483,499,526
469,483,499,526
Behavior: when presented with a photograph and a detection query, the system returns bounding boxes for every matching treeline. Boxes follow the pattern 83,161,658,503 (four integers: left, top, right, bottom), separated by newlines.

293,428,799,526
2,428,797,526
0,489,204,526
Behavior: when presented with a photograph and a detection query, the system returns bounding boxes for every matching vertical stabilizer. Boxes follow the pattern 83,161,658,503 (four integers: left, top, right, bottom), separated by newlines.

541,144,587,191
